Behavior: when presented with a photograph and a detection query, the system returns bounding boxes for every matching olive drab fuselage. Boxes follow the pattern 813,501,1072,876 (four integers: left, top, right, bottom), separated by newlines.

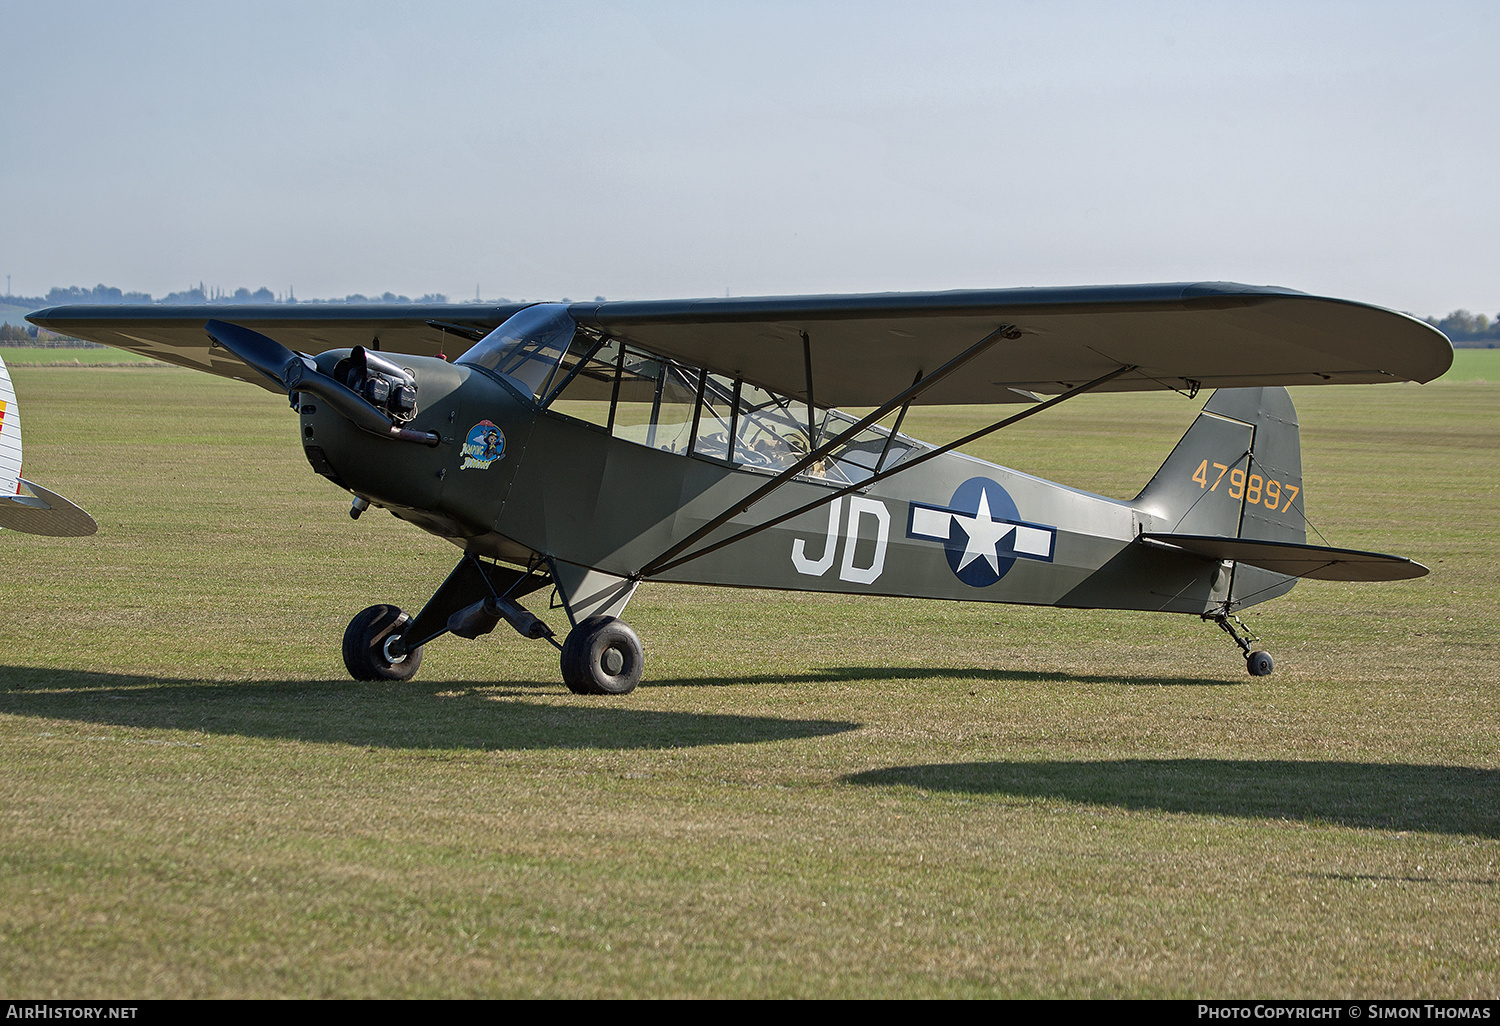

298,348,1272,617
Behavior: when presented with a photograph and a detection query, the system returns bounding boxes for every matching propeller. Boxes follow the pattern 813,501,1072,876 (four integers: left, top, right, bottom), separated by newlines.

203,318,310,391
204,320,438,446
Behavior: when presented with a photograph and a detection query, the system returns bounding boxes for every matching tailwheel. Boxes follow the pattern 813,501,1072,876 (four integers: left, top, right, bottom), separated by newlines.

1206,610,1273,678
560,615,643,695
343,604,423,681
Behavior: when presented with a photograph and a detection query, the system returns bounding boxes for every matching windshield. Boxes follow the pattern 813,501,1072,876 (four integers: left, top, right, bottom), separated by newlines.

456,304,578,400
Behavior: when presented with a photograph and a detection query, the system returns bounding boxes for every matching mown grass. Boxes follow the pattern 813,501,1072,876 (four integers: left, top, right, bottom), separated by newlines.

1442,347,1500,382
0,366,1495,998
0,345,161,366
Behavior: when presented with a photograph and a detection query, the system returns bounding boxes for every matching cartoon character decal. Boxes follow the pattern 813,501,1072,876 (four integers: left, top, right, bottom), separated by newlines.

460,420,505,471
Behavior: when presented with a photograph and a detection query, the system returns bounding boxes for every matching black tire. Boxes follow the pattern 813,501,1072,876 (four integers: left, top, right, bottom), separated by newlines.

560,615,643,695
342,604,423,682
1246,650,1274,677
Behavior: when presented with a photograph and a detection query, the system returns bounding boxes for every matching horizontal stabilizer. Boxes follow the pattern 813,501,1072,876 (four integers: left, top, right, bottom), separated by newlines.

1138,533,1426,581
0,479,98,537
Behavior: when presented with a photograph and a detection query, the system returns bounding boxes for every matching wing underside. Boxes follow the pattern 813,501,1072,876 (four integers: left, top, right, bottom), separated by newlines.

0,479,98,537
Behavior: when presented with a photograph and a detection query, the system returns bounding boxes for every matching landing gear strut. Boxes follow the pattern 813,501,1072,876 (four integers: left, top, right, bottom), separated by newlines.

1207,611,1274,677
339,553,644,694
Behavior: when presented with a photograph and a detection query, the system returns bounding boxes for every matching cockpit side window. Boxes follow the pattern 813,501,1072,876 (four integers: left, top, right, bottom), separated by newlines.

735,384,810,473
607,348,698,455
819,410,912,484
543,336,618,428
538,338,923,482
692,373,737,462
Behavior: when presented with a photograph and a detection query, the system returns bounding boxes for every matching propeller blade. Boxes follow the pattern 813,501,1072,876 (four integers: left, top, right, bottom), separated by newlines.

203,319,439,447
204,319,310,391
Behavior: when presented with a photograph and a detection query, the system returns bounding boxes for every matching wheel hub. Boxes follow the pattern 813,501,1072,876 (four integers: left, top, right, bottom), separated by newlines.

601,646,624,675
382,635,409,665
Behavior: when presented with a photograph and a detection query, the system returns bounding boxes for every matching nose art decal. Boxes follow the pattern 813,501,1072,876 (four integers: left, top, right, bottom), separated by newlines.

460,420,505,470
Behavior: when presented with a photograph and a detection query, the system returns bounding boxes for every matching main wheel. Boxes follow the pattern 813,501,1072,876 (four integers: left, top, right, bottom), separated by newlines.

343,604,423,681
560,615,643,695
1246,650,1274,677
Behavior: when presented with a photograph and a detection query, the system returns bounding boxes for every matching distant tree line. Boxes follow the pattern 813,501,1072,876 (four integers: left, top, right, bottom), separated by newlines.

1425,310,1500,346
4,283,461,307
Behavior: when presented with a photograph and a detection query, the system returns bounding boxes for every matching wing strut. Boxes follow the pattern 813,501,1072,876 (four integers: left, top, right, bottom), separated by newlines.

637,323,1023,578
802,331,817,442
642,361,1137,578
873,370,922,475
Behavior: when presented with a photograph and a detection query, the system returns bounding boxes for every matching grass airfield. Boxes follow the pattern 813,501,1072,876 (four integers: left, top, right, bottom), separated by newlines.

1,363,1496,998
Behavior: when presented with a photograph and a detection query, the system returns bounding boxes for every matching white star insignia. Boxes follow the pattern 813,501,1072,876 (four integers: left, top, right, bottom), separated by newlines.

950,489,1016,574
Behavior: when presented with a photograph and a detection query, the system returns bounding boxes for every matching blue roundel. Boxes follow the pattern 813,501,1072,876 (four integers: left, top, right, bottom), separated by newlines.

944,477,1022,588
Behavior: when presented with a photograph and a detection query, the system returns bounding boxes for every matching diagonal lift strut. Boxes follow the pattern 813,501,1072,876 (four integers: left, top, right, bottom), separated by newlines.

636,322,1025,577
642,361,1138,577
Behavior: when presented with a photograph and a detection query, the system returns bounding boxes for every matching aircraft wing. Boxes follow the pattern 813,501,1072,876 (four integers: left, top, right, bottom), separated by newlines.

25,303,530,391
0,479,98,537
572,283,1453,406
29,283,1452,405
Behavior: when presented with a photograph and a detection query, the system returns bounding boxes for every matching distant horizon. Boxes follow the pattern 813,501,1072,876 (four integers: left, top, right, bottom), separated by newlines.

5,2,1496,322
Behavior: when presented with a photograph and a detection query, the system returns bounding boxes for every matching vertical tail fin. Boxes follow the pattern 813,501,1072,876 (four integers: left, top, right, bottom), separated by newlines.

1134,387,1305,608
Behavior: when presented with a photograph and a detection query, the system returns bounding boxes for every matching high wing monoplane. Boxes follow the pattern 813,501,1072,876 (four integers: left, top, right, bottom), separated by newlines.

0,351,98,537
30,283,1451,692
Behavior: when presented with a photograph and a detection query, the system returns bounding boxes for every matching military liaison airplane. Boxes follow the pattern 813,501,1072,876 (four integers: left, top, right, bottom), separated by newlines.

30,283,1452,694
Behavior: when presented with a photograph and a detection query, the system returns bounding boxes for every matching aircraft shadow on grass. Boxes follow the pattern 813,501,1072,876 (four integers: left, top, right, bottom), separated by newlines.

845,759,1500,838
5,667,1489,837
660,665,1242,688
0,667,857,751
0,661,1233,752
0,662,1240,751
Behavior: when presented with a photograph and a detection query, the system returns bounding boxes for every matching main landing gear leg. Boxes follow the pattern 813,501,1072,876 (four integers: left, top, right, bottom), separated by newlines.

340,554,647,695
341,554,556,683
1207,611,1274,677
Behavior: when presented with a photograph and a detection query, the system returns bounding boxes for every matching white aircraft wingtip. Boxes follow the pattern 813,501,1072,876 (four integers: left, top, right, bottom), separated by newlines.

0,479,98,537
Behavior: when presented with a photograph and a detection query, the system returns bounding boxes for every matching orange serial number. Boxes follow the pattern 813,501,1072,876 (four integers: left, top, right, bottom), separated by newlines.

1191,460,1299,511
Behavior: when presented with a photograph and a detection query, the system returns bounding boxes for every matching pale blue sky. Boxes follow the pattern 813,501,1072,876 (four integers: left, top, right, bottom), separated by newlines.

3,0,1496,317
